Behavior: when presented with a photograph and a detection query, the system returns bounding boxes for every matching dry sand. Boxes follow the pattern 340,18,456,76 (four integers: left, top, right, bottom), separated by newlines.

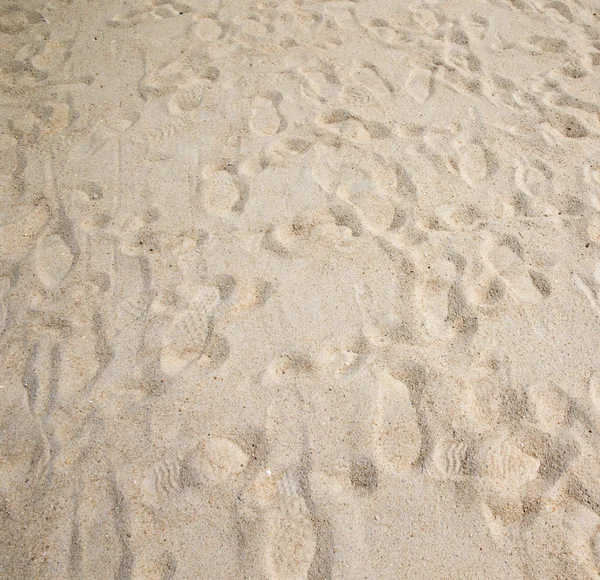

2,0,600,578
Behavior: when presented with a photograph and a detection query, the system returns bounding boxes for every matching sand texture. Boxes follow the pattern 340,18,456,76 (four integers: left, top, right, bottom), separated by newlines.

2,0,600,578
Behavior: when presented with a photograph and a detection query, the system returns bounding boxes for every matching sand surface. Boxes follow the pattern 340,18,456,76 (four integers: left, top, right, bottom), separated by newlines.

2,0,600,578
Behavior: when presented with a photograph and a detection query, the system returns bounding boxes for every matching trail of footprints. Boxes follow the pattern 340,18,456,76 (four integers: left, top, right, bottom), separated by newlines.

140,434,318,580
5,0,600,577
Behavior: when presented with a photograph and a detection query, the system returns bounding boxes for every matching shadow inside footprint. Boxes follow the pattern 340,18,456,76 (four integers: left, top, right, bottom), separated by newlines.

350,456,379,495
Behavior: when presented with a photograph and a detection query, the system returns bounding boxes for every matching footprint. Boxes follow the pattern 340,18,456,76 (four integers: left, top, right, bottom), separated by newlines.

413,250,459,341
109,2,192,26
366,19,413,47
405,68,432,104
0,205,48,261
473,435,540,490
317,110,371,141
36,102,72,136
239,470,317,580
229,278,272,312
168,82,205,118
482,235,547,304
482,73,523,110
264,208,354,257
160,286,220,375
546,111,589,139
543,1,573,22
77,474,126,580
263,137,313,166
189,0,221,18
525,498,600,580
443,23,468,46
574,270,600,318
239,18,270,39
267,473,316,580
318,333,366,375
0,7,44,34
35,234,74,289
249,95,281,136
453,138,489,187
141,452,186,504
143,61,211,99
480,501,517,549
529,270,551,297
514,157,552,198
527,383,570,433
525,35,569,54
436,63,481,98
317,109,391,140
30,40,68,75
188,436,249,488
462,12,489,39
434,203,484,232
298,60,341,102
324,4,358,30
201,168,242,214
307,471,367,579
411,8,442,32
373,369,422,472
113,295,149,338
443,41,481,73
192,17,222,41
311,149,346,194
429,438,469,480
312,146,397,197
108,8,151,27
336,174,396,234
351,64,392,97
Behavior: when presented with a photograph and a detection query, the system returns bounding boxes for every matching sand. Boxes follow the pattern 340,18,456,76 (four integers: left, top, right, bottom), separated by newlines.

2,0,600,578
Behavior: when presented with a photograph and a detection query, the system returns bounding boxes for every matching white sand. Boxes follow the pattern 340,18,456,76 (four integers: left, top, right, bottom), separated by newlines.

2,0,600,578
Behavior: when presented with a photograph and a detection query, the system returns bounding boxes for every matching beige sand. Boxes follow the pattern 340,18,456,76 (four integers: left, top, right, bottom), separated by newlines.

2,0,600,578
